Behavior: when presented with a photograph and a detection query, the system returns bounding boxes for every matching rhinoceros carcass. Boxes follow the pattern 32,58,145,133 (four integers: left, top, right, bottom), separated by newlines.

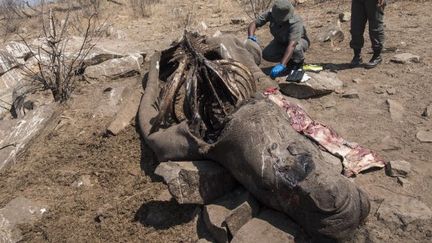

138,32,370,240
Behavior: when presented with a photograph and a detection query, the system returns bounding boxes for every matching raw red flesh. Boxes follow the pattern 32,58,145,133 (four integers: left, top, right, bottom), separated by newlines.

264,88,386,177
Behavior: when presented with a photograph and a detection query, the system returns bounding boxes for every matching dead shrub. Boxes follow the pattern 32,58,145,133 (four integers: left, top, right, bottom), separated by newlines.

239,0,274,20
20,6,103,102
128,0,160,17
0,0,26,35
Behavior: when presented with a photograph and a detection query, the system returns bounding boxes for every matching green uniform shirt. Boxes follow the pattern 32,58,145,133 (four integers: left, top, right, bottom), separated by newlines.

256,10,309,45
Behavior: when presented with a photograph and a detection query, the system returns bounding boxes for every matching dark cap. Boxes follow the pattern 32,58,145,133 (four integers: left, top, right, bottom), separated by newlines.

272,0,295,23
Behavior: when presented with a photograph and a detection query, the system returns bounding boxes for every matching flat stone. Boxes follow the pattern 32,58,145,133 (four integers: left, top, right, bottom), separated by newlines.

106,81,142,135
223,192,259,237
391,53,420,64
244,39,262,66
318,24,344,43
323,99,337,109
71,175,93,187
352,78,362,84
385,160,411,178
386,87,397,95
422,104,431,117
203,188,259,243
386,99,404,121
203,204,231,243
0,50,18,75
4,41,33,60
155,161,237,204
416,130,432,143
231,17,246,25
342,90,360,99
279,71,343,99
377,196,432,226
0,69,28,118
397,177,411,187
339,12,351,22
379,135,402,151
0,197,47,242
84,54,143,81
0,104,56,171
155,189,173,202
231,209,299,243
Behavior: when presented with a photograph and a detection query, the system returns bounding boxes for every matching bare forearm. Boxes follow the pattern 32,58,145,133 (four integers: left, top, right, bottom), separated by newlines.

281,41,297,65
248,22,257,36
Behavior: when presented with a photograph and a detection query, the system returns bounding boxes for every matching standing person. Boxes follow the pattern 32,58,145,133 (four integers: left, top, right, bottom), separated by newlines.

247,0,310,79
350,0,386,69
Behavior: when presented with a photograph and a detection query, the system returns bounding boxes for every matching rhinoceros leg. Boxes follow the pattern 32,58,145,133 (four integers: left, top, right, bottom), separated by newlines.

207,98,370,240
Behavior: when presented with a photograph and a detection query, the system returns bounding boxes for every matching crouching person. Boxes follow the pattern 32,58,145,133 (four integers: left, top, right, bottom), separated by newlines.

247,0,310,79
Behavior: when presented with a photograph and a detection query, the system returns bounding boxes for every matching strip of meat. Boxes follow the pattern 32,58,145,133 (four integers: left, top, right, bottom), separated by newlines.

264,88,386,177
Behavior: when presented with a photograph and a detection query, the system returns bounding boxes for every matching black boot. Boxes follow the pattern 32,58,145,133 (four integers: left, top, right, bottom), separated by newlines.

350,49,363,68
365,50,382,69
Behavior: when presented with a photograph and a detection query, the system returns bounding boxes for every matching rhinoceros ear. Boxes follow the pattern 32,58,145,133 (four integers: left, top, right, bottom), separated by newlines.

275,153,316,188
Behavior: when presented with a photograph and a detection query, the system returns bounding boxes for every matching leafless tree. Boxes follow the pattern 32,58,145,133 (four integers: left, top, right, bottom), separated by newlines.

128,0,160,18
0,0,26,35
20,4,103,102
239,0,273,20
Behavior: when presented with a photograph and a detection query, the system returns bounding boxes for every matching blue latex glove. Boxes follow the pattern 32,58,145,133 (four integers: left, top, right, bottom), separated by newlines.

270,64,286,78
248,35,258,43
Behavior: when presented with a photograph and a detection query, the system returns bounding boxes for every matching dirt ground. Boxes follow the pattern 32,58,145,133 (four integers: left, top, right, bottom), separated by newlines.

0,0,431,242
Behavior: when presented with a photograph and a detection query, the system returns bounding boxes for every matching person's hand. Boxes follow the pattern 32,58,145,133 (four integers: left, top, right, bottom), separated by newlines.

270,64,286,79
248,35,258,43
377,0,385,7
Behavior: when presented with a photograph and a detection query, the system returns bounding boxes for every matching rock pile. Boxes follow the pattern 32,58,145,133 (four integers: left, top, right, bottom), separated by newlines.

0,38,145,171
155,161,305,243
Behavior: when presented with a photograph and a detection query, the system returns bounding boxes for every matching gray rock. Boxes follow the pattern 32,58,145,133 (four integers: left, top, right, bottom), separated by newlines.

231,17,246,25
4,41,33,61
224,192,259,236
197,239,214,243
155,161,237,204
0,50,18,75
0,104,56,171
422,104,431,117
0,68,28,118
386,99,404,121
231,209,299,243
318,24,344,43
106,80,142,135
279,71,343,99
416,130,432,143
84,54,143,81
352,78,362,84
155,189,173,202
376,196,432,225
0,197,47,242
379,135,402,151
203,203,231,243
386,87,397,95
385,160,411,178
202,189,260,243
244,39,262,66
391,53,420,64
339,12,351,22
71,175,93,187
342,90,360,99
397,177,411,187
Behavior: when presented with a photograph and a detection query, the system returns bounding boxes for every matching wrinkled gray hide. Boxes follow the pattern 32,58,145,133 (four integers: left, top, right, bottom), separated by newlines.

138,35,370,240
208,98,370,240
